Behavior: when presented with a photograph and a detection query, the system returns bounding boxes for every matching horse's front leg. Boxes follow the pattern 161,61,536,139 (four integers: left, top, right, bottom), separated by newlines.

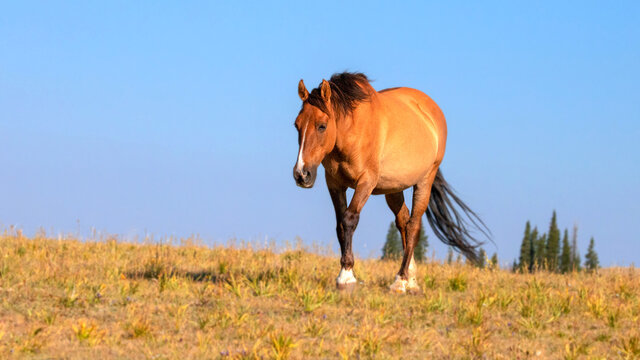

327,186,353,289
327,175,376,290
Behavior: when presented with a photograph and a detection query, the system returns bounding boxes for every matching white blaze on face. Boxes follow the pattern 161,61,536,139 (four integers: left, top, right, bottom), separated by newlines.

336,268,356,285
295,123,308,174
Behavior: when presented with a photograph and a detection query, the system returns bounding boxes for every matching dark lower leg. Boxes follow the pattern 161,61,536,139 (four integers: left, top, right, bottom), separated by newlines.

339,210,359,269
398,218,420,278
332,173,375,276
397,179,433,279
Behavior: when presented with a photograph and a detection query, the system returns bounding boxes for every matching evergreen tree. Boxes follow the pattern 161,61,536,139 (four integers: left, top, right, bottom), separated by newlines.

519,221,532,272
585,237,599,272
533,229,546,269
414,223,429,263
571,224,581,271
490,253,498,269
446,247,454,265
559,229,572,273
546,211,561,272
529,231,535,272
381,222,402,260
573,250,582,271
573,249,581,271
477,248,487,269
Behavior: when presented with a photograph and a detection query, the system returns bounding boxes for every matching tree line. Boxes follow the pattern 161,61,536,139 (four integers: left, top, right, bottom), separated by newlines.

515,211,599,273
380,210,600,273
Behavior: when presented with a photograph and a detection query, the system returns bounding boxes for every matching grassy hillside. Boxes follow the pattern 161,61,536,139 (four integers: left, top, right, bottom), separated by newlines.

0,231,639,359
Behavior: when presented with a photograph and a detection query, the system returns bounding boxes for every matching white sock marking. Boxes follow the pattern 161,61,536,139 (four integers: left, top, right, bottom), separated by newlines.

336,268,356,284
408,256,416,277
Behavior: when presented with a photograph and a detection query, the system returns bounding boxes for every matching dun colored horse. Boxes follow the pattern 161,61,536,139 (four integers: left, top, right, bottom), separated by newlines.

293,72,489,293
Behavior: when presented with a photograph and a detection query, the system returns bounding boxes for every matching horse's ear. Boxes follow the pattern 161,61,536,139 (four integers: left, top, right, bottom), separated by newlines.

321,79,331,104
298,79,309,101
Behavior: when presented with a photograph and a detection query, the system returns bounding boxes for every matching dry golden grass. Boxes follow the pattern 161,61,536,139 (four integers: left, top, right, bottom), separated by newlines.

1,229,639,359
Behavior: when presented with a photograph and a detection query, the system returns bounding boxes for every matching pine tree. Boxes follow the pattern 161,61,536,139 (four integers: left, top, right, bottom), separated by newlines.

585,237,599,272
559,229,571,273
519,221,532,272
478,248,487,269
529,229,535,272
546,211,561,272
533,229,546,270
573,249,582,271
571,224,581,271
490,253,499,269
446,247,454,265
414,223,429,263
381,222,402,260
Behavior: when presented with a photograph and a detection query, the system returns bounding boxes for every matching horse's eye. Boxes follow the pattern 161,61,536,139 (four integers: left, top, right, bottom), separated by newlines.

318,124,327,132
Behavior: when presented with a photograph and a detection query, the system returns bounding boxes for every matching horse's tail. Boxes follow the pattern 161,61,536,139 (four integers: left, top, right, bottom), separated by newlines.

425,169,491,264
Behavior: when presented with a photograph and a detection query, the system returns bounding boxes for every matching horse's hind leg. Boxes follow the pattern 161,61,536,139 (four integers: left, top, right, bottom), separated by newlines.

384,192,416,280
390,173,436,294
385,192,410,250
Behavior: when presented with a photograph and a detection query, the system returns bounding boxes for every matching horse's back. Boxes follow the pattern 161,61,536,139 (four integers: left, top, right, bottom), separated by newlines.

378,87,446,139
372,87,447,193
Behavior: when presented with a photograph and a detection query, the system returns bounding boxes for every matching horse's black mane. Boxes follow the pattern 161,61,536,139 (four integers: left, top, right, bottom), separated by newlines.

307,72,372,118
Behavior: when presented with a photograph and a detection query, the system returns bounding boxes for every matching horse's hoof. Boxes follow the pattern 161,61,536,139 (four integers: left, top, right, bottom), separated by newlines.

336,268,357,291
406,277,421,294
336,281,356,291
389,277,408,294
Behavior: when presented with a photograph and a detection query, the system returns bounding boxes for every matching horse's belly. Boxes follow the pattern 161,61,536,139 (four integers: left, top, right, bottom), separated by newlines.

373,165,431,194
373,138,438,194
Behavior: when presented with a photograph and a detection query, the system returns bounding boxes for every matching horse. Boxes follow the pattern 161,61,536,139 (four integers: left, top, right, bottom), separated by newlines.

292,72,489,293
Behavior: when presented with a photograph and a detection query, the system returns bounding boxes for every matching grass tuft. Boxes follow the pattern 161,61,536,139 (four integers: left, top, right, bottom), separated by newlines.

447,273,467,292
270,332,296,360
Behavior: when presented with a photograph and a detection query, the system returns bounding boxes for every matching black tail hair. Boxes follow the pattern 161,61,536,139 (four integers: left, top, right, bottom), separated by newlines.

425,170,491,264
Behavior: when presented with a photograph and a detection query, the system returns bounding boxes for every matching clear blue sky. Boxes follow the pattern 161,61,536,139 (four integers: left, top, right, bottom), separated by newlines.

1,2,639,266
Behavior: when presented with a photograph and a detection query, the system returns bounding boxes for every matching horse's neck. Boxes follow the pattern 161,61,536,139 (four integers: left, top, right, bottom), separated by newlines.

333,99,380,157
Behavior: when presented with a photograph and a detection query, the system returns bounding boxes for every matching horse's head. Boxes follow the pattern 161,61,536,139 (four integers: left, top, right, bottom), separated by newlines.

293,79,337,188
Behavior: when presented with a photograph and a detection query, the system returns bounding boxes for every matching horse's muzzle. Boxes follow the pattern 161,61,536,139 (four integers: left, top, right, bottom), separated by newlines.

293,166,317,188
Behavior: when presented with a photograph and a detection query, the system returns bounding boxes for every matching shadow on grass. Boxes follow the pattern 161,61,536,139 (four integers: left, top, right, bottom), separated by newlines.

124,261,290,284
124,267,229,283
